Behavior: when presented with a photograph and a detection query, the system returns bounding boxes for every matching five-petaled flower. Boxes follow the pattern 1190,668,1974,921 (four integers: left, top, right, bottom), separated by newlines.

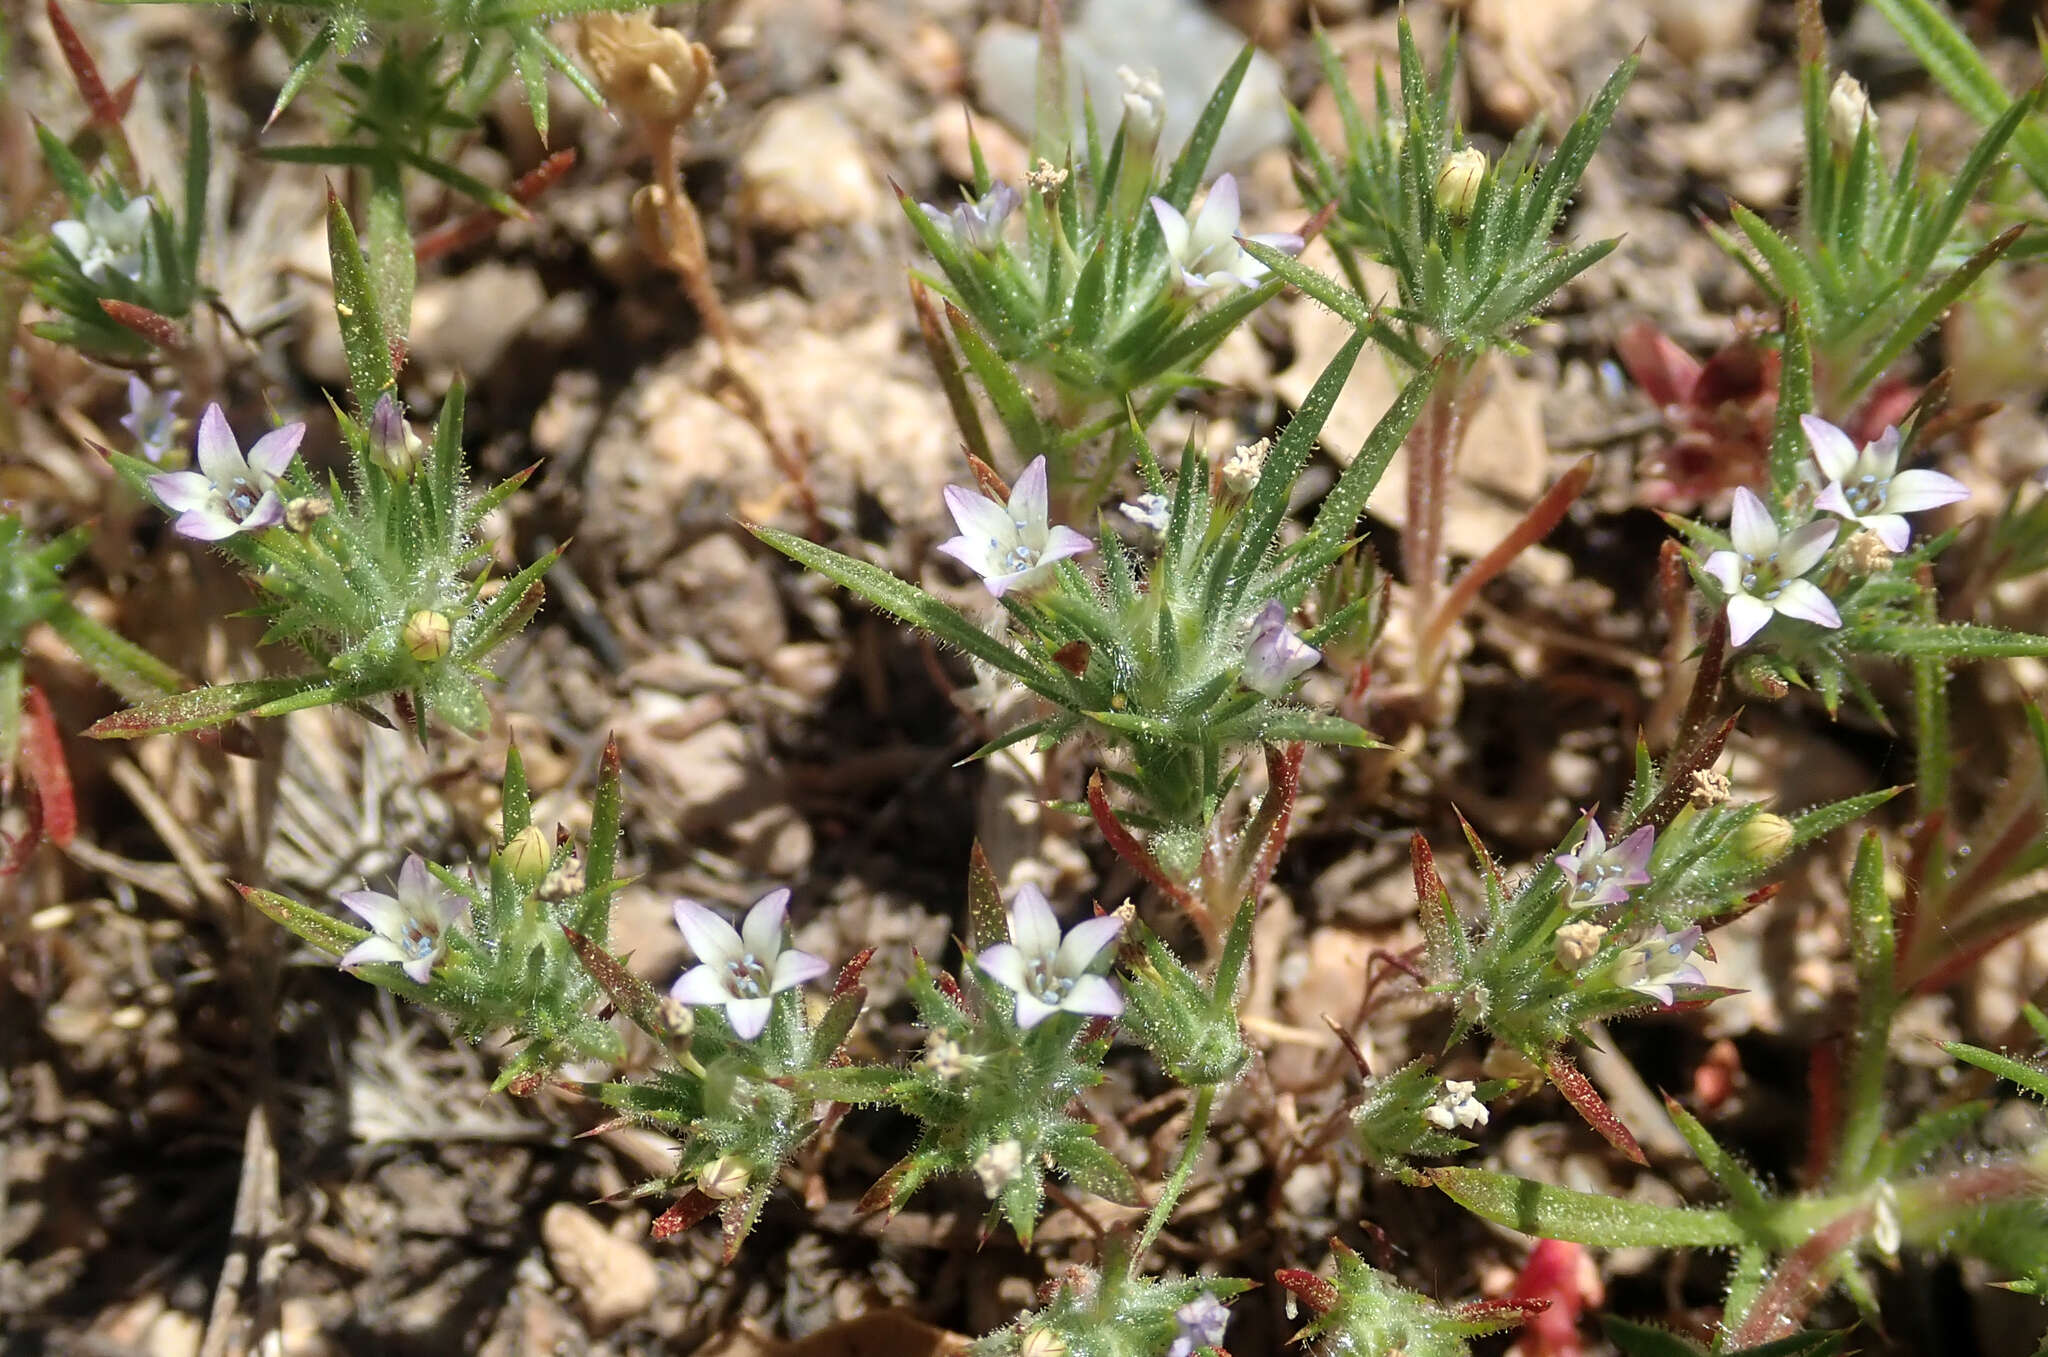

1242,598,1320,695
148,404,304,540
937,456,1093,598
1425,1078,1489,1131
975,884,1124,1029
922,183,1018,252
1166,1294,1230,1357
339,854,470,985
1555,819,1654,911
120,377,181,465
1803,415,1967,553
670,887,830,1040
1149,174,1303,297
52,197,151,283
1612,925,1706,1008
1702,487,1840,647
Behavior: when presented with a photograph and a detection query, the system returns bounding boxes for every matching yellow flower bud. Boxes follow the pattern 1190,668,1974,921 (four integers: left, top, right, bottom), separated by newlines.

1733,812,1794,866
696,1156,750,1200
503,824,550,887
1019,1329,1070,1357
402,610,453,663
1435,146,1488,221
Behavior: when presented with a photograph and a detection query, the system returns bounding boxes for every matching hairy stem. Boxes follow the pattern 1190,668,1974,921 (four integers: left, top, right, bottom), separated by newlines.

1131,1083,1215,1270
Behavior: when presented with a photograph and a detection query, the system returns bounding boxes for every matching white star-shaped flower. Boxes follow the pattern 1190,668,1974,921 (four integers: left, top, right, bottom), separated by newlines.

670,887,831,1040
974,884,1123,1030
147,403,303,541
1803,415,1968,553
937,456,1093,598
1424,1078,1490,1130
1148,174,1303,297
1612,925,1707,1008
338,855,470,985
51,196,151,283
1702,488,1840,647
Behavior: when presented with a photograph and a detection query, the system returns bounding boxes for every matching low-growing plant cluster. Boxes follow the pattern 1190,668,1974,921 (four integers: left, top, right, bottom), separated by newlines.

7,0,2048,1353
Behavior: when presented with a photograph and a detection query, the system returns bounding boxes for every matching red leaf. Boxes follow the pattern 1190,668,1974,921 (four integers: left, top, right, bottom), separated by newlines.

47,0,120,129
833,946,875,997
1273,1268,1339,1315
1087,771,1211,943
19,685,76,848
1614,320,1701,409
1545,1052,1647,1166
650,1189,716,1240
99,299,185,351
413,147,577,262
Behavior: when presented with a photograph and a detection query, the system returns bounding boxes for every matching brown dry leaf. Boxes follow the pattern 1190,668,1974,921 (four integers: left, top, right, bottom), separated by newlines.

691,1311,970,1357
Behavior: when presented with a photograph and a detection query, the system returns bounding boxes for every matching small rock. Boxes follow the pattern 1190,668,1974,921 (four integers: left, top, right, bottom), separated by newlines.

408,262,547,395
971,0,1289,171
1641,0,1759,64
541,1203,660,1333
664,534,788,668
737,95,881,233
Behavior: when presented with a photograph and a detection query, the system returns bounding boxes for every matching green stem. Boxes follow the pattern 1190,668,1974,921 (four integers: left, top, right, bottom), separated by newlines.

1132,1083,1215,1271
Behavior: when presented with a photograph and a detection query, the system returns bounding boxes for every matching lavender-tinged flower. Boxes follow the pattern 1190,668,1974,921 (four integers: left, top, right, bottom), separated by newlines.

338,854,470,985
51,197,151,283
1166,1294,1231,1357
147,404,303,540
1424,1079,1489,1131
1554,819,1654,910
670,887,830,1040
921,182,1018,252
1148,174,1303,297
120,377,180,464
369,392,425,480
974,884,1124,1030
1803,415,1968,553
1611,924,1706,1008
1242,598,1320,696
937,456,1093,598
1120,493,1169,535
1702,487,1840,646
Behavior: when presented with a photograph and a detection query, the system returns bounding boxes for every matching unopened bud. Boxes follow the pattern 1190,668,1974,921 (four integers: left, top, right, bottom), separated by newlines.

1019,1328,1069,1357
1733,812,1794,866
696,1156,749,1200
504,824,551,887
369,392,424,481
1435,146,1488,221
1554,920,1608,969
1117,65,1165,146
1826,73,1875,156
1688,769,1732,808
402,609,453,663
285,496,331,533
1733,653,1791,700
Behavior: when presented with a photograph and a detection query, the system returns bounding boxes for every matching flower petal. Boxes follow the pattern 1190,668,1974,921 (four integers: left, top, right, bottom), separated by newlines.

673,899,745,968
1013,992,1059,1030
403,955,438,985
975,942,1030,994
1881,468,1969,516
1727,487,1778,559
245,422,305,480
741,887,792,961
149,470,214,513
1726,593,1775,646
171,508,243,541
1059,974,1123,1019
194,404,246,484
725,996,774,1040
1801,414,1859,483
1008,457,1051,537
1245,231,1304,257
1813,481,1855,521
340,936,410,969
936,535,1000,583
1864,426,1903,479
1054,913,1124,978
1007,884,1061,960
1701,550,1743,594
1191,174,1242,253
769,948,831,993
942,483,1015,556
50,220,91,260
238,493,285,534
396,854,434,906
1040,524,1095,566
1148,197,1190,261
1865,514,1911,553
1778,519,1839,579
339,887,407,937
1772,578,1841,630
670,964,733,1006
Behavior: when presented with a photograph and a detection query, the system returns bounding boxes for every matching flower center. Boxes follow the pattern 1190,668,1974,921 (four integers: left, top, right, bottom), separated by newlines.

220,477,265,521
1844,475,1884,514
1739,552,1788,600
399,919,440,959
726,954,770,998
1025,956,1071,1003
